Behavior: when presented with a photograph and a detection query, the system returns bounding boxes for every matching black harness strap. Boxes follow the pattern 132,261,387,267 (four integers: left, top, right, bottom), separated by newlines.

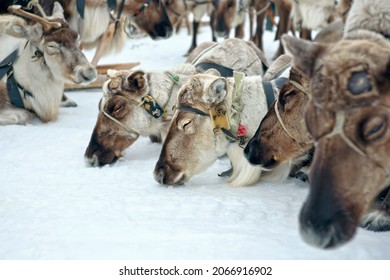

6,72,25,109
195,62,234,78
262,80,275,108
108,0,117,11
274,76,289,89
0,49,18,79
0,49,28,109
77,0,118,19
1,49,34,108
177,105,209,116
262,75,289,108
76,0,85,19
116,0,126,20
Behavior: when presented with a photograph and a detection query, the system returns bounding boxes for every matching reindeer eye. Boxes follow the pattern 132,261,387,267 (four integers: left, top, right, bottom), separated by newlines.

361,116,386,142
183,120,192,129
279,90,295,109
45,42,60,54
178,118,194,133
348,71,372,95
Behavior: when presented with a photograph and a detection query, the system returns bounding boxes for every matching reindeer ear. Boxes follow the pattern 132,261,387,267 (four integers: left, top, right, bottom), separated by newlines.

282,35,325,78
51,2,65,20
127,71,146,92
207,78,227,104
205,68,221,76
9,24,43,41
107,98,128,119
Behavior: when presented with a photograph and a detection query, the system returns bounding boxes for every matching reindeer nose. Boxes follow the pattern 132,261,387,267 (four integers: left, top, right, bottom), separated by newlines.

154,160,167,184
244,138,261,165
80,66,97,83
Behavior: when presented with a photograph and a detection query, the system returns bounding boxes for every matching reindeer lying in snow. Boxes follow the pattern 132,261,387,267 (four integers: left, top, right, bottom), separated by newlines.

0,4,96,125
153,58,292,186
40,0,173,66
277,0,390,249
84,38,269,166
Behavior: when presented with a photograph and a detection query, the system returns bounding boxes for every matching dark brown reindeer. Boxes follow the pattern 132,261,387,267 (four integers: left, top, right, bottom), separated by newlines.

244,66,313,181
280,31,390,248
0,3,96,125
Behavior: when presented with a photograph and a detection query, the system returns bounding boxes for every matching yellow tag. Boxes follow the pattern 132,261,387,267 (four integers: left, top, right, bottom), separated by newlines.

210,107,230,132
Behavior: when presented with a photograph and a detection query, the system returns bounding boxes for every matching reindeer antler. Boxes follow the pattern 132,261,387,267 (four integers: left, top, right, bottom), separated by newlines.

8,5,61,31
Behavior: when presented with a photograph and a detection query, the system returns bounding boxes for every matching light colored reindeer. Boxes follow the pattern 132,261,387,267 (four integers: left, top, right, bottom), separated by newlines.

0,4,96,125
84,38,268,166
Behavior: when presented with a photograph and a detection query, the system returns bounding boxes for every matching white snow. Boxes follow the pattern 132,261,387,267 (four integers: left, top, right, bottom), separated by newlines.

0,20,389,260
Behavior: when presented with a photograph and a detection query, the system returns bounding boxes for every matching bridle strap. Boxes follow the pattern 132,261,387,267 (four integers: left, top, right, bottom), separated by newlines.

274,98,296,141
273,79,308,143
176,105,209,116
321,111,389,177
99,96,140,138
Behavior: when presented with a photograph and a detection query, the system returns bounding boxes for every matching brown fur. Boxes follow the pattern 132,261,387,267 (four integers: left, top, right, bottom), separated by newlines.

245,67,313,173
211,0,251,39
282,24,390,248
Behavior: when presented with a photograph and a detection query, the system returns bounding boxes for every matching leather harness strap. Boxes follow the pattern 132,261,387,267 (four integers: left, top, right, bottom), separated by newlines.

262,76,289,109
195,62,235,78
0,49,32,109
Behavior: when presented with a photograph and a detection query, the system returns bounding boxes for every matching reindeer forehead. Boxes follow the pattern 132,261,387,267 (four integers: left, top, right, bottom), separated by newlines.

311,42,390,110
178,75,220,104
44,25,79,47
322,40,390,72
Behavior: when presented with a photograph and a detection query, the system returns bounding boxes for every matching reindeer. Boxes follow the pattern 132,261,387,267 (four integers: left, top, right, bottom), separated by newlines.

250,0,293,59
84,38,269,166
244,66,313,182
0,4,96,125
279,0,390,248
211,0,252,39
153,58,292,186
29,0,174,66
163,0,214,54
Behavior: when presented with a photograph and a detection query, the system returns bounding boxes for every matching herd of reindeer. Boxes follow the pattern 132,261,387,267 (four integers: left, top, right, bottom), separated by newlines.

1,0,389,250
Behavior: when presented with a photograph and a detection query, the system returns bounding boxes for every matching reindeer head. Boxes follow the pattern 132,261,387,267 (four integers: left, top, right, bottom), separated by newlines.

282,34,390,248
244,67,313,170
127,0,173,39
7,3,96,85
154,70,231,185
84,70,154,166
212,0,241,38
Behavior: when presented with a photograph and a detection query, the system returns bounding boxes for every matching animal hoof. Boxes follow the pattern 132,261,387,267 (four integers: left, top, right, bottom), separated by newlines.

294,171,309,182
360,210,390,232
61,99,78,107
61,93,78,107
149,135,162,143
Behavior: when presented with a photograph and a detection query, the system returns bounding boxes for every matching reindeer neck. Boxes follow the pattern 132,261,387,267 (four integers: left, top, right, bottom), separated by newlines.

147,64,197,115
225,75,268,138
12,41,63,121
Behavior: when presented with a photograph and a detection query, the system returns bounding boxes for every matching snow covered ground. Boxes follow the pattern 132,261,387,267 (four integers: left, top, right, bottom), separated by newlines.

1,19,389,260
